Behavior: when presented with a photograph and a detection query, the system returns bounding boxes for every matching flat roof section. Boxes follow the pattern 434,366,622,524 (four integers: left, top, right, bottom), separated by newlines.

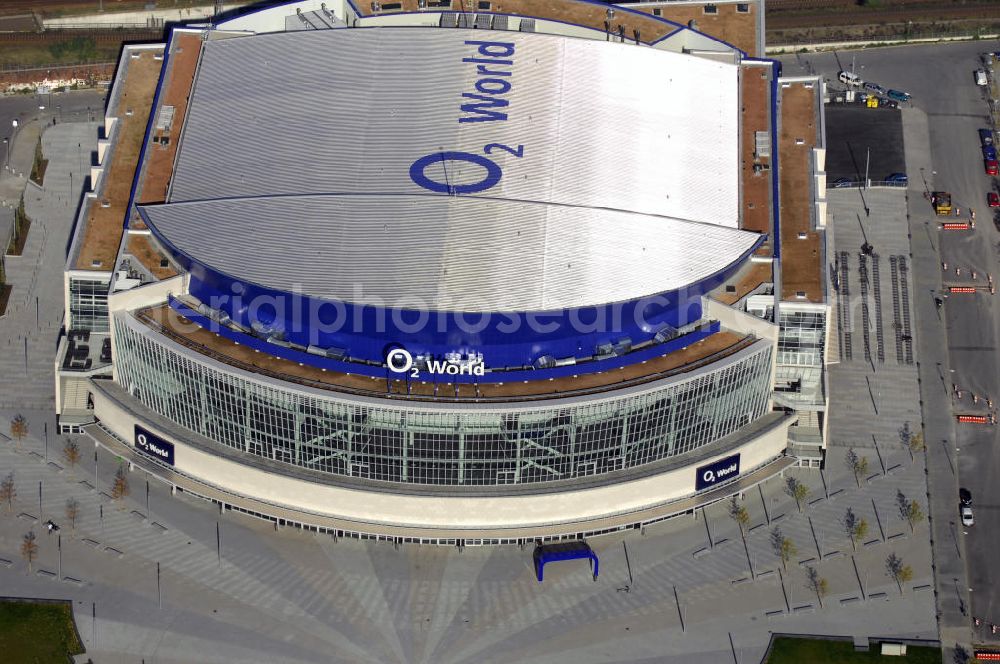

778,82,823,303
357,0,679,45
135,304,753,403
713,260,772,306
137,31,202,207
740,64,772,240
74,49,163,271
126,235,175,280
629,1,759,57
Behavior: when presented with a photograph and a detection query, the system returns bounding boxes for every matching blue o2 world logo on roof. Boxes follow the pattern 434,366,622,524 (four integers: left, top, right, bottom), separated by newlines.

409,39,523,195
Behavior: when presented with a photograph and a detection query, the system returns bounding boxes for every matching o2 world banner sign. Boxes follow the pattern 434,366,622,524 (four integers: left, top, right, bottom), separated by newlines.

134,425,175,466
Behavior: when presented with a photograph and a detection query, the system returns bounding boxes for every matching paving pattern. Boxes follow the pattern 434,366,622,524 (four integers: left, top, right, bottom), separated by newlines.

0,102,938,662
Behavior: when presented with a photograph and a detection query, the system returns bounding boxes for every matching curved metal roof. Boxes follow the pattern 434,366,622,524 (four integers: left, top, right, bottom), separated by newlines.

169,27,740,228
139,195,760,313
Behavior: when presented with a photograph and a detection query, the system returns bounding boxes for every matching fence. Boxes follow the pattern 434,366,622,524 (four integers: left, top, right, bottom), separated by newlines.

828,180,908,190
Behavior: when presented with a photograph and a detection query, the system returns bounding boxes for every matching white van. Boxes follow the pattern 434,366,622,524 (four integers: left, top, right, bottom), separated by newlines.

838,70,862,87
976,69,988,86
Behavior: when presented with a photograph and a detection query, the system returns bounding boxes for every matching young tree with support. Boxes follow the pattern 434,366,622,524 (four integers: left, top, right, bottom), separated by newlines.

784,476,810,512
805,565,829,607
896,490,925,532
0,471,15,512
845,448,870,488
728,495,750,535
9,414,28,450
885,552,913,594
65,498,80,531
770,527,796,570
110,464,130,507
21,531,38,573
63,439,81,473
899,421,926,461
843,507,869,551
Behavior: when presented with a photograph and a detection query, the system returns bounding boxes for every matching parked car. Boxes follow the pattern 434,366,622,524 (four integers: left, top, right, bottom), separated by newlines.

832,178,853,188
886,173,908,184
838,70,862,87
980,128,995,146
864,82,886,95
887,89,911,102
987,159,999,176
989,193,1000,208
977,69,989,86
960,488,973,506
961,505,975,527
985,144,998,161
884,99,899,109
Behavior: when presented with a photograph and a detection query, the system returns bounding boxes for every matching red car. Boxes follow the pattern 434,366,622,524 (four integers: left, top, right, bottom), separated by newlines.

989,192,1000,208
987,159,999,176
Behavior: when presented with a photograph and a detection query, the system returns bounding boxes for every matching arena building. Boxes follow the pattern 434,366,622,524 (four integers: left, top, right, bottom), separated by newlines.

55,0,831,544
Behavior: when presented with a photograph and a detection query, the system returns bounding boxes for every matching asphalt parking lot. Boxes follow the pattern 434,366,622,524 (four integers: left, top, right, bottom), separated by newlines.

824,105,905,183
783,40,1000,654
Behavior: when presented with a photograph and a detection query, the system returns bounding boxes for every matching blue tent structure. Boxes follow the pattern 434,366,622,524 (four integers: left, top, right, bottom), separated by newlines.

533,541,599,582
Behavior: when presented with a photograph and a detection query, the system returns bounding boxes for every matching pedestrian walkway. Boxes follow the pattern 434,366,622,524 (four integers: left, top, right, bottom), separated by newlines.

0,122,96,411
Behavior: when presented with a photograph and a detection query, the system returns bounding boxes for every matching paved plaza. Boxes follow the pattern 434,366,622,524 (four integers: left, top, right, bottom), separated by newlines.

0,87,943,664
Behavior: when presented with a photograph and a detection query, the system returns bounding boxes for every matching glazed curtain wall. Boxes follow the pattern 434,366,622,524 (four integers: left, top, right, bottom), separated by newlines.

113,315,774,487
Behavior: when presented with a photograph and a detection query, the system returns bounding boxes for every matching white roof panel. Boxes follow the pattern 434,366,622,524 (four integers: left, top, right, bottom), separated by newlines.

169,27,740,228
140,195,759,312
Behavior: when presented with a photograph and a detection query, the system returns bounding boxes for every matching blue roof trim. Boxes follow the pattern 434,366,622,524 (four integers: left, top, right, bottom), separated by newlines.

167,295,722,386
767,58,781,260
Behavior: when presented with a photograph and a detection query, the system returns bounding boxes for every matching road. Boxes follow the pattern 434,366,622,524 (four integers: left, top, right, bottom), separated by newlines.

0,87,105,178
0,87,105,245
783,40,1000,655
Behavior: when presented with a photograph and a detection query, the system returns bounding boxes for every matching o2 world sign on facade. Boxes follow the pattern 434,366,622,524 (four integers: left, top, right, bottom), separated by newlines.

695,453,741,491
134,425,175,466
386,348,485,379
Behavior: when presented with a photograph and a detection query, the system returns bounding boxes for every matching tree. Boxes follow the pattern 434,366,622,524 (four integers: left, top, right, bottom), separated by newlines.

885,552,913,594
805,565,829,607
65,498,80,531
896,490,925,533
770,527,796,570
0,472,15,512
110,464,130,505
21,531,38,573
728,496,750,535
845,448,870,487
900,422,926,461
62,439,81,473
843,507,870,551
784,476,810,512
908,431,925,460
9,414,28,450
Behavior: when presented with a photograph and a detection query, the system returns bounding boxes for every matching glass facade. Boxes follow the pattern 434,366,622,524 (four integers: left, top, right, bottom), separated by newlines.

113,314,774,487
777,309,826,367
775,307,827,409
69,277,110,332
